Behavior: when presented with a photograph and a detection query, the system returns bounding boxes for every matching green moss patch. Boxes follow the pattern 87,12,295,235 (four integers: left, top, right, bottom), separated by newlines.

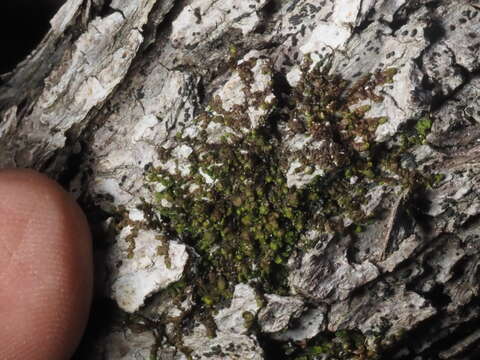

145,57,428,310
148,127,313,291
280,330,380,360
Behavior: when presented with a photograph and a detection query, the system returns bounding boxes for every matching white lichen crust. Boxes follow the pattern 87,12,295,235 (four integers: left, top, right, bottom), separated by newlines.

108,227,189,313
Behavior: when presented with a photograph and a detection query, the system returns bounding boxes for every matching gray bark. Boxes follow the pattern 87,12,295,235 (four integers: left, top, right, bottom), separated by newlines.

1,0,480,359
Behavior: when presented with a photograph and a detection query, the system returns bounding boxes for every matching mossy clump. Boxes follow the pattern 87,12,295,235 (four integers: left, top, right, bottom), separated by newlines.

146,57,411,305
286,60,398,162
149,128,313,290
392,115,434,150
415,117,432,138
430,172,445,187
281,330,381,360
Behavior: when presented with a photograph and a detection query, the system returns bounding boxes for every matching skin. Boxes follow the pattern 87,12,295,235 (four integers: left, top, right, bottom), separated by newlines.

0,169,93,360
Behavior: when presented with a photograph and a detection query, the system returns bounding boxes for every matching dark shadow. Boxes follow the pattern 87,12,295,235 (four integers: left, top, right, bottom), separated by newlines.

0,0,65,74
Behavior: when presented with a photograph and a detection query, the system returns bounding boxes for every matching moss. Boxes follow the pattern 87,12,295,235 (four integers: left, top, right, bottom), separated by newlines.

148,63,405,306
148,127,312,295
201,295,214,307
430,173,445,187
156,235,171,269
124,227,139,259
130,51,449,360
354,225,364,233
145,55,432,325
282,329,381,360
415,117,432,137
242,311,256,330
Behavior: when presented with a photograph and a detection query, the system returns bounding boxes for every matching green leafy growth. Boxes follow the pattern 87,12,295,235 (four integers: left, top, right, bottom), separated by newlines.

282,330,380,360
150,129,314,291
415,117,432,137
430,173,445,187
146,58,413,305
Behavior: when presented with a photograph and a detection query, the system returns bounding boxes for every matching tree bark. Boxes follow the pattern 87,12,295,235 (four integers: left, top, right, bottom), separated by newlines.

1,0,480,359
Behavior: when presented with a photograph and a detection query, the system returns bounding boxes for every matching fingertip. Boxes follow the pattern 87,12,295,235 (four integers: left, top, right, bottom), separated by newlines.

0,168,93,360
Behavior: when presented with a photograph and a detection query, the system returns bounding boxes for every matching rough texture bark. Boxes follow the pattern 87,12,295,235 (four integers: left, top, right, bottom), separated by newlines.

1,0,480,359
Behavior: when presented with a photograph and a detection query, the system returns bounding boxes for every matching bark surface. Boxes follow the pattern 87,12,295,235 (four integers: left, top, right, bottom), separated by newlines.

1,0,480,359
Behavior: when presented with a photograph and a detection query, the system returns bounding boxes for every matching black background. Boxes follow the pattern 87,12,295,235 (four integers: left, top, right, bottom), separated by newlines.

0,1,64,74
